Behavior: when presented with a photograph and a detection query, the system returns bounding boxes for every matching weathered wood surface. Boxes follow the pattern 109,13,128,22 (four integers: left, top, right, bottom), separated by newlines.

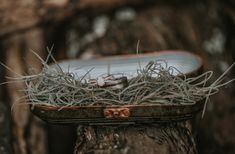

74,123,197,154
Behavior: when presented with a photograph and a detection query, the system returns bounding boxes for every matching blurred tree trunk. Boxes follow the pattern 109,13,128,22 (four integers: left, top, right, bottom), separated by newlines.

3,28,47,154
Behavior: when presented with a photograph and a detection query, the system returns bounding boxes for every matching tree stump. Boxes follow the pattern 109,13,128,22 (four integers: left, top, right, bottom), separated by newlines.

74,122,197,154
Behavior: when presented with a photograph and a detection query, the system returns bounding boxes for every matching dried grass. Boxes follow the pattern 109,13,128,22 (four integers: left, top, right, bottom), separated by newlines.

2,49,235,117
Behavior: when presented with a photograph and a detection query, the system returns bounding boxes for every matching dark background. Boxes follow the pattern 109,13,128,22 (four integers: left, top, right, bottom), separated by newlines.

0,0,235,153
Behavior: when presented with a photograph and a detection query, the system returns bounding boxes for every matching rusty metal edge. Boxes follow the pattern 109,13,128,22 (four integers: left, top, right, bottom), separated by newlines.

31,100,205,124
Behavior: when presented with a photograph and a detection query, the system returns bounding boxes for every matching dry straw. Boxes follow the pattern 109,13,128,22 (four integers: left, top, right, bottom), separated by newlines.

2,49,235,117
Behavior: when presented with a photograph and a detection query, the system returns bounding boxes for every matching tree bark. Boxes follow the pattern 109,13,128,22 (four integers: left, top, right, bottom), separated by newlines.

74,123,197,154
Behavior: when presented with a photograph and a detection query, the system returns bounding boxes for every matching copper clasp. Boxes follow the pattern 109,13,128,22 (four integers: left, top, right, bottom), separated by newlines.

104,108,130,118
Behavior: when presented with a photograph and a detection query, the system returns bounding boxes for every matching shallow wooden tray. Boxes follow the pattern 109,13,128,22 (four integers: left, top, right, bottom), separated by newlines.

30,51,204,125
31,101,204,125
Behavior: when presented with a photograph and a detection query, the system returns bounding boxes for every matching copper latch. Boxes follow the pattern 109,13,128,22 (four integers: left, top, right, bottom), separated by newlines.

104,108,130,118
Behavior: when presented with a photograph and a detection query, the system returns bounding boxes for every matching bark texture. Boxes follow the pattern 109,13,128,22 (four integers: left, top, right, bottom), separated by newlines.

74,123,197,154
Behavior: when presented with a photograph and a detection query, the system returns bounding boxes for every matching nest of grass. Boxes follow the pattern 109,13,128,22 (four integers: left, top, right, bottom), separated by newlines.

3,51,235,116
